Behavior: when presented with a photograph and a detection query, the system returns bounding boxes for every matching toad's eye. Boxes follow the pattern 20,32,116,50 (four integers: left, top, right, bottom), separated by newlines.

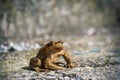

47,41,54,47
58,40,63,44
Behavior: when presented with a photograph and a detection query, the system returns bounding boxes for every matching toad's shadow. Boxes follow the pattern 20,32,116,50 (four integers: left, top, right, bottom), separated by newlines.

22,66,31,71
21,62,66,71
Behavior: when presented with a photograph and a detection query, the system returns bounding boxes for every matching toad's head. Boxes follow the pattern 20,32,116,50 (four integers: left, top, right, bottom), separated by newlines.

46,40,64,52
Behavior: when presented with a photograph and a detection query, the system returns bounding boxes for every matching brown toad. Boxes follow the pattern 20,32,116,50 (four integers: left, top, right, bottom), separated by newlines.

29,40,76,72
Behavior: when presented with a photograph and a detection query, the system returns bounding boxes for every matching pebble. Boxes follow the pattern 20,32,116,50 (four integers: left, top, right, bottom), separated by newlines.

11,44,24,51
108,48,120,54
8,47,17,52
68,73,83,80
45,75,57,79
82,67,94,73
30,78,36,80
74,51,80,56
34,43,40,49
21,74,27,77
76,75,83,80
64,76,70,80
89,48,101,53
44,35,50,40
58,76,64,80
63,42,70,48
88,42,94,46
87,28,96,36
47,71,55,75
0,44,9,53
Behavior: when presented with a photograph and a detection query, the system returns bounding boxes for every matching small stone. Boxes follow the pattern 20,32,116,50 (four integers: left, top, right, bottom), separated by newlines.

30,78,36,80
8,47,16,52
21,74,27,77
70,78,75,80
62,72,68,77
68,74,75,78
11,44,23,51
45,75,56,79
63,42,70,48
82,67,94,72
44,35,50,40
74,51,80,56
87,28,96,36
68,74,83,80
58,76,64,80
108,48,120,54
89,48,101,53
34,43,40,49
72,67,81,72
9,42,14,47
64,76,70,80
75,74,83,80
0,47,5,53
48,71,55,75
96,72,100,75
88,42,94,46
0,44,8,52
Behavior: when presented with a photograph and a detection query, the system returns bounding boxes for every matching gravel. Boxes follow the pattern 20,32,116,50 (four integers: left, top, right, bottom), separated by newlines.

0,27,120,80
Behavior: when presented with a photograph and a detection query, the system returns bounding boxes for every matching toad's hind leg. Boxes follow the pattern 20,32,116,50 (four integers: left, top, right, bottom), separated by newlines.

32,67,48,72
29,57,47,72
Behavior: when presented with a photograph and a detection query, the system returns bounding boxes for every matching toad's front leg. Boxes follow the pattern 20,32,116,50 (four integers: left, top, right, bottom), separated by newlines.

62,50,76,68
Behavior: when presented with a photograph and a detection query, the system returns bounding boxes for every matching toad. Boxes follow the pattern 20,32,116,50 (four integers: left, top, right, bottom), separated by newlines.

29,40,76,72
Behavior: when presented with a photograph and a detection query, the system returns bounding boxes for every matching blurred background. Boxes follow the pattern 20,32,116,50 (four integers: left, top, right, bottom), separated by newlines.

0,0,120,42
